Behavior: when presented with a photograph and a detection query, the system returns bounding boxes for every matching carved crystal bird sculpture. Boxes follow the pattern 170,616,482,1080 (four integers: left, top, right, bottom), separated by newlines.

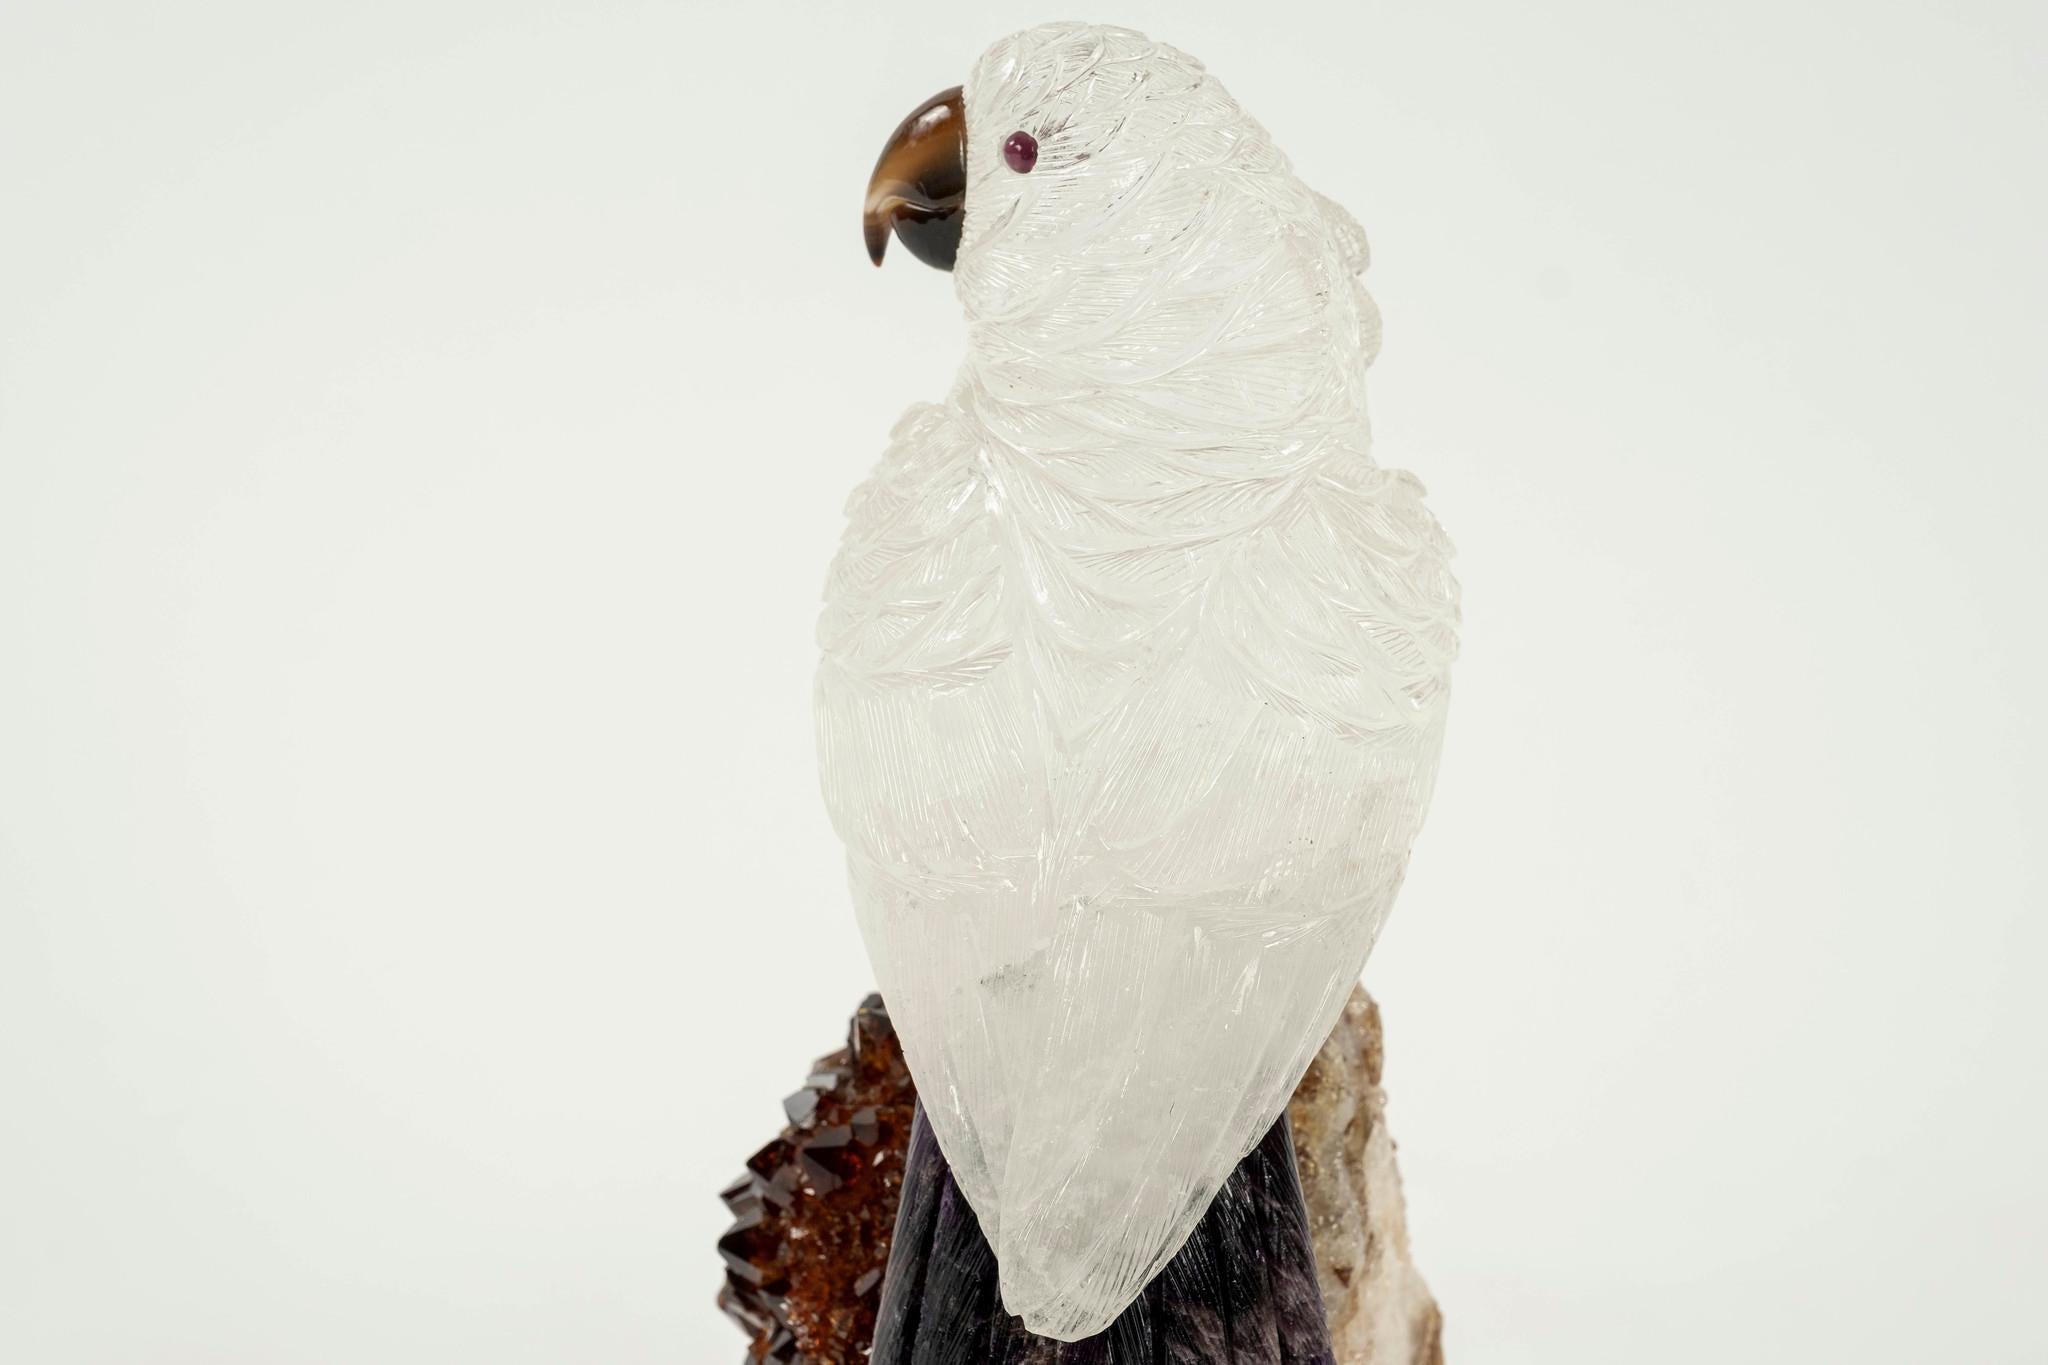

818,22,1459,1342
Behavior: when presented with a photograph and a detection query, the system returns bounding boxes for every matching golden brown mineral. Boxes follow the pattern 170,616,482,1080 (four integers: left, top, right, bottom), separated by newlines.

715,995,917,1363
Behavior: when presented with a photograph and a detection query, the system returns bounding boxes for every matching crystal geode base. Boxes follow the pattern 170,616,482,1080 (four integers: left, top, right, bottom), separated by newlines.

871,1104,1334,1363
715,988,1441,1364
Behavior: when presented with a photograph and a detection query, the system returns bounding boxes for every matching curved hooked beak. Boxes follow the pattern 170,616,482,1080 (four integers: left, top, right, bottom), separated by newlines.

863,85,966,271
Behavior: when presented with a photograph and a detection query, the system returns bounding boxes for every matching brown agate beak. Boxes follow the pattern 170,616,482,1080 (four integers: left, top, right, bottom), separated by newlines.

863,85,966,270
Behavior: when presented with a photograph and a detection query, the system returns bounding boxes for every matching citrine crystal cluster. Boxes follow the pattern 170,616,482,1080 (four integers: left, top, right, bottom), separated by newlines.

716,995,917,1363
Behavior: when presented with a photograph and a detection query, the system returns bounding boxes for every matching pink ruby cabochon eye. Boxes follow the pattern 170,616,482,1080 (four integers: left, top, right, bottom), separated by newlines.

1002,130,1039,173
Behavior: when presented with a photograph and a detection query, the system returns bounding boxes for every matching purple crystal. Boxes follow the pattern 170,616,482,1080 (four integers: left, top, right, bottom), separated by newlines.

869,1104,1336,1363
1002,130,1038,174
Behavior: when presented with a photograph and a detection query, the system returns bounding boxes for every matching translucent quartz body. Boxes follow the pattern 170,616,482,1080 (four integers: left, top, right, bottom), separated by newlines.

817,23,1459,1341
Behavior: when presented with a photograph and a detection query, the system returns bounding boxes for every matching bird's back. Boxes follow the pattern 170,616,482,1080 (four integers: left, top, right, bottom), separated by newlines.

816,385,1457,1335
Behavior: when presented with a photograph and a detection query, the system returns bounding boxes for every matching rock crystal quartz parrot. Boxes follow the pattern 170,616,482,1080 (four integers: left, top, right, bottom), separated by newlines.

818,22,1459,1341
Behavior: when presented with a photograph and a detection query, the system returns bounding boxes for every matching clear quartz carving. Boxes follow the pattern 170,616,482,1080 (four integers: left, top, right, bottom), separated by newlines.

817,23,1459,1341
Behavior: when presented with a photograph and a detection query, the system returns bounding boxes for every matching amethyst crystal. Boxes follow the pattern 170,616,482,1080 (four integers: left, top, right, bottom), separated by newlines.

870,1104,1336,1364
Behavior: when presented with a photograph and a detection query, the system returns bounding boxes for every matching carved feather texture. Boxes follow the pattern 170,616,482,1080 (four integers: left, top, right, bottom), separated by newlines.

818,23,1458,1341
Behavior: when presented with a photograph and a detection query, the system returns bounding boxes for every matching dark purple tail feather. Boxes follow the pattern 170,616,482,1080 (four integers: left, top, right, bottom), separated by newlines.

870,1105,1336,1365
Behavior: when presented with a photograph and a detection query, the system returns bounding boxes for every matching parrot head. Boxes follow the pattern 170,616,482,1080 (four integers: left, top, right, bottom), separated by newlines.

865,22,1378,432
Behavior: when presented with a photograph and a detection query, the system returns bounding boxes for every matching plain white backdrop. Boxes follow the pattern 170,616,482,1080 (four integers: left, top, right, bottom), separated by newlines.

2,1,2043,1361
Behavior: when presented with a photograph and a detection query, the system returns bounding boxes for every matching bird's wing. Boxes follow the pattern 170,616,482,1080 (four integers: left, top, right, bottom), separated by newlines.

817,402,1041,896
1312,188,1370,275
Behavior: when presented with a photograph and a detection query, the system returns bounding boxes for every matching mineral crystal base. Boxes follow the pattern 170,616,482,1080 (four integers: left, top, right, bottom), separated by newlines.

871,1103,1335,1364
714,987,1442,1365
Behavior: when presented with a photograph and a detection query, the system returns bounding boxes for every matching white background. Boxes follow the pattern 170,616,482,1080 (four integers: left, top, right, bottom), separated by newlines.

3,2,2043,1361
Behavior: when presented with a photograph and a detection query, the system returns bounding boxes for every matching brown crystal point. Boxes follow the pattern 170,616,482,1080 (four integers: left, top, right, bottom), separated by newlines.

715,994,917,1364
